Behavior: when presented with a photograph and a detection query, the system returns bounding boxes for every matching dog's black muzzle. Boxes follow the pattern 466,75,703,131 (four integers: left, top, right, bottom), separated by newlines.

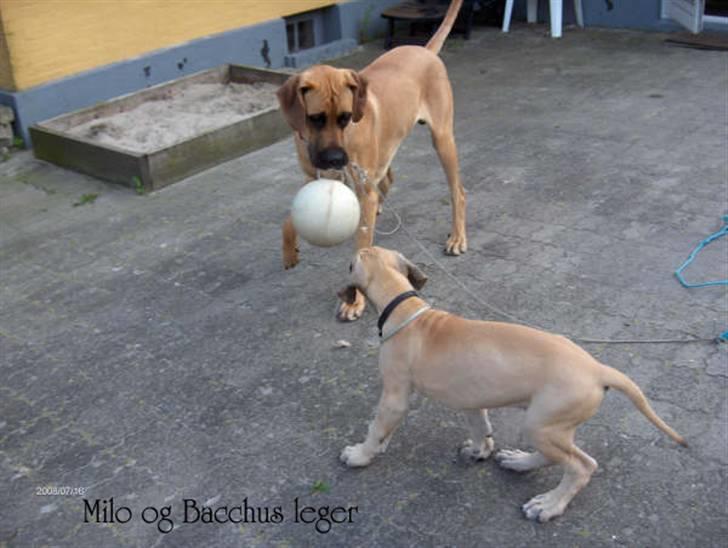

313,147,349,170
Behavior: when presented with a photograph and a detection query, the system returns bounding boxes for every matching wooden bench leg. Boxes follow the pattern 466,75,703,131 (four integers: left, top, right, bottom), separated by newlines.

463,2,474,40
385,19,395,49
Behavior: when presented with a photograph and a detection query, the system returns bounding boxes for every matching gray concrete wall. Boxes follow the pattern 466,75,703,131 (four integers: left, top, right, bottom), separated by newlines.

337,0,404,43
511,0,682,31
582,0,680,31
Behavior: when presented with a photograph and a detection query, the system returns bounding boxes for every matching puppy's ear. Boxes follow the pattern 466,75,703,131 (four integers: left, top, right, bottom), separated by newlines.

347,70,368,123
277,74,308,134
337,285,358,305
399,255,428,290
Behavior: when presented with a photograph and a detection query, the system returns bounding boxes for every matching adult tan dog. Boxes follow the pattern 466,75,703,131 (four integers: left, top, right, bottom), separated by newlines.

337,246,687,522
277,0,467,322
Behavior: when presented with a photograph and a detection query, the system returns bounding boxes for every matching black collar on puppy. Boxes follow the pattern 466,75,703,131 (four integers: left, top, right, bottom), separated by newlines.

378,290,419,337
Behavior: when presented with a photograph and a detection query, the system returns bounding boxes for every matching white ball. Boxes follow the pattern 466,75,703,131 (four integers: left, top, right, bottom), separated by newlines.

291,178,361,247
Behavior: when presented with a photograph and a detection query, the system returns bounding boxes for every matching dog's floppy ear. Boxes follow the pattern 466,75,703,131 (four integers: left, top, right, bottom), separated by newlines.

337,285,358,305
277,74,308,134
347,70,368,123
399,255,428,290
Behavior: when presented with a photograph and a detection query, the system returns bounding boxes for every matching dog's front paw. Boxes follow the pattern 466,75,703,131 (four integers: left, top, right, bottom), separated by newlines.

340,444,373,467
460,437,494,461
283,246,299,270
445,233,467,256
336,293,366,322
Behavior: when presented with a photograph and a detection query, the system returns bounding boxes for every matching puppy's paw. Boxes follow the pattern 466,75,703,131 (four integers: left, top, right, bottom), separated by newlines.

336,293,366,322
460,437,494,461
283,246,299,270
340,444,373,467
445,233,467,256
495,449,543,472
522,491,566,523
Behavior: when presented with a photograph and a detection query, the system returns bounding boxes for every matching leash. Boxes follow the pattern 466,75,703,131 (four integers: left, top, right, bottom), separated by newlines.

316,167,402,236
328,164,722,345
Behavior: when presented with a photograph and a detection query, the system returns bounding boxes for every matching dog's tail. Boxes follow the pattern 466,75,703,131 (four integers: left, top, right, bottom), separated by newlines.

425,0,464,54
600,364,687,447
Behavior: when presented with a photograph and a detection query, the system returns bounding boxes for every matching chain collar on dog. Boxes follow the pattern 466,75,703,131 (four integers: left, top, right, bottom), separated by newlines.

380,303,431,343
322,164,401,236
378,290,431,343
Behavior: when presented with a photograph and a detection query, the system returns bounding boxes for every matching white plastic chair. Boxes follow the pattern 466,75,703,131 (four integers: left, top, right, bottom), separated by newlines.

502,0,584,38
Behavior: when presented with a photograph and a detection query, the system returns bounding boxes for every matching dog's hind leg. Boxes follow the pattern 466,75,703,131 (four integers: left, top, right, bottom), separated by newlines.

520,427,597,522
519,392,601,522
341,384,409,468
430,124,467,256
460,409,495,461
423,67,467,255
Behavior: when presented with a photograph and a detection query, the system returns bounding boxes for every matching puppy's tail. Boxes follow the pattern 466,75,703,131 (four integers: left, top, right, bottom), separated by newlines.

600,364,687,447
425,0,464,54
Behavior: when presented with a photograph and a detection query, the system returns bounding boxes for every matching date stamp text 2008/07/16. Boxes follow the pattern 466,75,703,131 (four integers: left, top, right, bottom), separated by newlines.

36,486,87,496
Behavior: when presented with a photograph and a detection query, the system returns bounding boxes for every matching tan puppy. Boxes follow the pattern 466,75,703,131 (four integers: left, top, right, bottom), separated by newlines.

277,0,467,322
338,247,687,523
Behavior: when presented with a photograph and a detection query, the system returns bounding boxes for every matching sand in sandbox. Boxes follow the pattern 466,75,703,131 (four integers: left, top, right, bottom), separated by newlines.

67,81,280,153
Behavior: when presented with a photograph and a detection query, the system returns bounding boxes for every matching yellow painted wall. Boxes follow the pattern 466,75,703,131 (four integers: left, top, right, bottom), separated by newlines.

0,9,14,90
0,0,336,91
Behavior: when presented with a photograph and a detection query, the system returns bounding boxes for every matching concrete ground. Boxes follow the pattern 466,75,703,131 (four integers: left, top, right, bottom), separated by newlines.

1,25,727,548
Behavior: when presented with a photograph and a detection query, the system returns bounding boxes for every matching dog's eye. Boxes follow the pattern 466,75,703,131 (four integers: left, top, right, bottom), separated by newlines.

337,112,352,128
349,262,353,272
307,113,326,129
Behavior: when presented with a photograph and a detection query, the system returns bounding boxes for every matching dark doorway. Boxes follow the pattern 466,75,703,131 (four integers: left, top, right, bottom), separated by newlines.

706,0,728,17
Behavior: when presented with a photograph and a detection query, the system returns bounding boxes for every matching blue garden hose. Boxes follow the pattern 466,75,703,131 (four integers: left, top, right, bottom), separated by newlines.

674,215,728,341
